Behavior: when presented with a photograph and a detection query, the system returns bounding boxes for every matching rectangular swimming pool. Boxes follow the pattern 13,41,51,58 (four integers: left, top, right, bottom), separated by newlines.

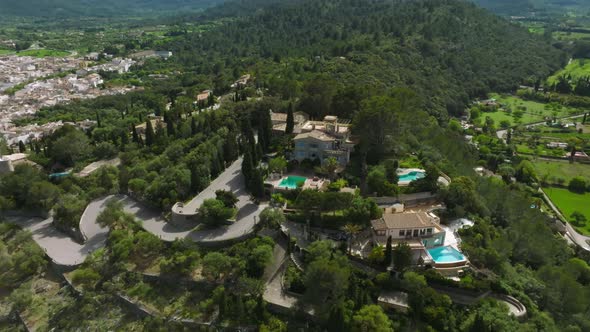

278,176,307,189
427,246,466,263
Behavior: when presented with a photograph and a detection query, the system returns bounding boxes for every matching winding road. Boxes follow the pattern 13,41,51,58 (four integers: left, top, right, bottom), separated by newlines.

3,158,267,266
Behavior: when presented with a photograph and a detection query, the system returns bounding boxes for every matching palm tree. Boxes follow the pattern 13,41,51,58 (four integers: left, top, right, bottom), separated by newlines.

341,223,362,255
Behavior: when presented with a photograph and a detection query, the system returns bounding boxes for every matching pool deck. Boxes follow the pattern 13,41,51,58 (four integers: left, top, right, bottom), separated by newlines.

266,173,326,191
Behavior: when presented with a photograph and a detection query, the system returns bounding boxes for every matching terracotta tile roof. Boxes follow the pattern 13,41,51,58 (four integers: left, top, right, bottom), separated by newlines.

371,212,437,230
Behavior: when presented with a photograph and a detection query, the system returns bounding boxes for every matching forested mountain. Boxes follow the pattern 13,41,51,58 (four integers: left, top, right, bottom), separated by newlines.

0,0,224,17
164,0,565,119
473,0,590,15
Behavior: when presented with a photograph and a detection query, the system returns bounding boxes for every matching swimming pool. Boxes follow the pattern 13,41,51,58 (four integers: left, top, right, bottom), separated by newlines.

49,172,70,179
278,176,307,189
398,171,425,182
427,246,466,263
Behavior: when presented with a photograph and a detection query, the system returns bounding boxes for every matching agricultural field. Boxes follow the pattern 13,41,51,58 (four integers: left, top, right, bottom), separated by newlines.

553,31,590,41
475,94,584,127
515,143,566,157
545,187,590,235
532,159,590,185
16,49,71,57
547,59,590,86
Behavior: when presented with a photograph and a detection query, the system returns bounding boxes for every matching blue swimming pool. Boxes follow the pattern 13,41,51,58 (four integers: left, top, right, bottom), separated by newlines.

428,246,466,263
398,171,425,182
49,172,70,179
278,176,307,189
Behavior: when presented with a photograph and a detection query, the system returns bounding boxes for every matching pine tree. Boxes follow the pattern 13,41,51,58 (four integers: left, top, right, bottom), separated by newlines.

286,102,295,134
145,120,155,146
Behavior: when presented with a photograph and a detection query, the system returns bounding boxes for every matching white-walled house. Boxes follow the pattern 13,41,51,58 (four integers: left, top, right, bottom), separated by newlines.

292,115,355,166
371,211,446,250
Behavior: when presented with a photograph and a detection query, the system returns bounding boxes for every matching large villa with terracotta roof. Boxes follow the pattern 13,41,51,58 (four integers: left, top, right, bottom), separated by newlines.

292,115,355,166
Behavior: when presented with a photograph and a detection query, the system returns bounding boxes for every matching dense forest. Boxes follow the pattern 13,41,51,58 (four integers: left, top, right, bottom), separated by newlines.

160,0,565,119
0,0,223,18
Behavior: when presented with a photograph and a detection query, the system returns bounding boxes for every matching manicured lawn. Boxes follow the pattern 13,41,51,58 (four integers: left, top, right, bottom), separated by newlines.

532,159,590,185
548,59,590,86
545,187,590,235
478,94,582,127
17,49,70,57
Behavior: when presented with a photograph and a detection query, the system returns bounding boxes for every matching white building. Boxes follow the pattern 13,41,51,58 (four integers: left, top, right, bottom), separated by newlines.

292,115,354,166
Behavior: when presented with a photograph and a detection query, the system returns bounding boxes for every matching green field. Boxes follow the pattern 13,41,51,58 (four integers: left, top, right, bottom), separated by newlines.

545,187,590,235
515,144,565,157
553,31,590,41
532,159,590,185
17,49,70,57
0,49,13,55
547,59,590,86
478,94,582,126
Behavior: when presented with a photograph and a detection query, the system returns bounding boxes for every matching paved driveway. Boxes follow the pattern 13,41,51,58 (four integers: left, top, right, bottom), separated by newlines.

4,157,265,266
5,216,98,266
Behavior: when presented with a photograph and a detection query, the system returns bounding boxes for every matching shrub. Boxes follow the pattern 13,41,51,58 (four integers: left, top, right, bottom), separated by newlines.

568,176,587,193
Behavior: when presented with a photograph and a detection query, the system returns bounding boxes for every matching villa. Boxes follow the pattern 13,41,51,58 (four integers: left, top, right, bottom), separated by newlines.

292,115,355,166
371,211,446,250
371,209,469,272
196,90,212,104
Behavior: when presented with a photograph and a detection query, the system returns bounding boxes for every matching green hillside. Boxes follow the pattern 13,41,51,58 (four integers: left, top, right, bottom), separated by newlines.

0,0,224,17
162,0,565,119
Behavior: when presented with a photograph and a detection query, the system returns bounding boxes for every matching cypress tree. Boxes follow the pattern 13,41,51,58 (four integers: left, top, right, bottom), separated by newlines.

145,119,155,146
286,102,295,134
18,140,26,153
191,117,198,136
223,134,238,163
131,124,139,143
242,145,254,181
255,142,263,163
96,112,101,127
249,168,265,198
327,304,347,332
120,131,128,147
384,236,392,267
